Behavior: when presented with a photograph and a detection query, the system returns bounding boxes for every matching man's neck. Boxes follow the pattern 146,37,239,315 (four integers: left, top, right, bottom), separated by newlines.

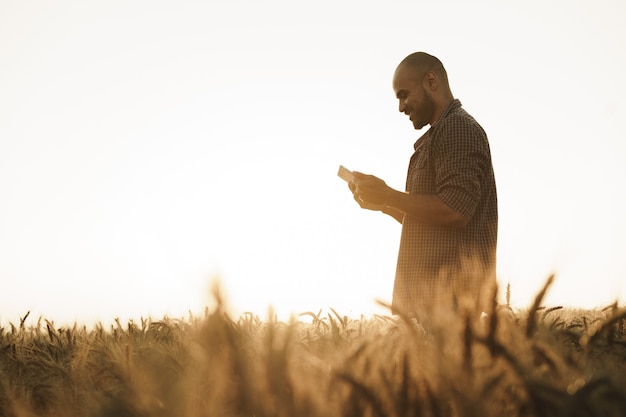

430,96,455,126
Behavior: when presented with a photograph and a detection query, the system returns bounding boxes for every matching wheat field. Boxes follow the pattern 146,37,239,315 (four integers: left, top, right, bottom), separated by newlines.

1,279,625,417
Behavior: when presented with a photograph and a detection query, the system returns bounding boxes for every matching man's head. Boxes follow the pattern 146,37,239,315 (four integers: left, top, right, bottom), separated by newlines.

392,52,453,130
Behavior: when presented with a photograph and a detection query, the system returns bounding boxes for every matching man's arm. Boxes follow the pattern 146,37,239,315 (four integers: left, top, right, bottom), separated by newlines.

351,172,468,228
386,190,468,227
380,205,406,224
348,182,405,224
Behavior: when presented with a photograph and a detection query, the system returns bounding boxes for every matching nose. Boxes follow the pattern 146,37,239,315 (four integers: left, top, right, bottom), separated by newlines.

398,100,406,113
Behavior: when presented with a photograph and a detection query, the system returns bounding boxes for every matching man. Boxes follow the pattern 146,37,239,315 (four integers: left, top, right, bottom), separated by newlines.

348,52,498,315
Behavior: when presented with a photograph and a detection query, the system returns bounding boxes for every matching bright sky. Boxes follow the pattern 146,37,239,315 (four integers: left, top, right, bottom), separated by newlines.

1,0,625,325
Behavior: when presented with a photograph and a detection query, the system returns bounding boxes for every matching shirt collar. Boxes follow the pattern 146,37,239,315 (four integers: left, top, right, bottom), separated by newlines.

433,98,461,128
413,130,430,150
413,99,462,150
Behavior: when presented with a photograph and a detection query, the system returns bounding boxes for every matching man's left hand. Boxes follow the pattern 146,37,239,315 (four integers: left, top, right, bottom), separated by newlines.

351,172,394,206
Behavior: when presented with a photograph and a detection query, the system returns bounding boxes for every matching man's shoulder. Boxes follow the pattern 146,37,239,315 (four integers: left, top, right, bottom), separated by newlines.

441,103,481,129
433,109,485,141
431,105,489,153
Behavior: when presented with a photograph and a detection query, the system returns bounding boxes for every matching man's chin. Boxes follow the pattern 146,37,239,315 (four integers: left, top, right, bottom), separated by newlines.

412,120,427,130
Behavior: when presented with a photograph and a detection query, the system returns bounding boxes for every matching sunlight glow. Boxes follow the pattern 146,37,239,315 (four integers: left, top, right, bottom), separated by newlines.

1,0,625,325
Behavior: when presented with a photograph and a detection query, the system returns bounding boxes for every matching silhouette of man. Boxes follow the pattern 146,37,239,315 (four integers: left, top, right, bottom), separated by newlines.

348,52,498,315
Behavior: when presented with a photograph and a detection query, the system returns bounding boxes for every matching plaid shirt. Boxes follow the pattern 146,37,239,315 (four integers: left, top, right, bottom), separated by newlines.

392,99,498,314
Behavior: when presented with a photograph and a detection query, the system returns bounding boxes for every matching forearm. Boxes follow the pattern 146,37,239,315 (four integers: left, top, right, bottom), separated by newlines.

380,205,405,224
350,171,467,227
385,189,468,227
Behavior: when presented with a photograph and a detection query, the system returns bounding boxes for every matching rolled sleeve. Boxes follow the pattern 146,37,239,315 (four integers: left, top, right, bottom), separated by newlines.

433,119,488,220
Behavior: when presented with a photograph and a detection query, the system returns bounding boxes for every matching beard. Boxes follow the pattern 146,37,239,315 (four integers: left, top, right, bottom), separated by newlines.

411,88,436,130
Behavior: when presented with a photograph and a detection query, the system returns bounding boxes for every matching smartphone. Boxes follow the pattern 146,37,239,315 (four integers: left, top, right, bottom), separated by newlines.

337,165,355,183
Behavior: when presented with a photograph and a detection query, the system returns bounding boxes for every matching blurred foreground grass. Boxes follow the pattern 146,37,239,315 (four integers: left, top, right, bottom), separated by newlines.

1,279,626,417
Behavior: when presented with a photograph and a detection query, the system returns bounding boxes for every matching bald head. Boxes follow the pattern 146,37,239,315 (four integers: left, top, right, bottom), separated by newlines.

395,52,450,89
396,52,448,81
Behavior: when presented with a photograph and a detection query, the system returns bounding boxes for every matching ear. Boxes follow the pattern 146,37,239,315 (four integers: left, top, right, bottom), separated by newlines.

423,71,439,91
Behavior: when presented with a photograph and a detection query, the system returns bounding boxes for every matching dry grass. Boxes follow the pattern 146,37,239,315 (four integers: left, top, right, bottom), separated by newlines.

1,279,626,417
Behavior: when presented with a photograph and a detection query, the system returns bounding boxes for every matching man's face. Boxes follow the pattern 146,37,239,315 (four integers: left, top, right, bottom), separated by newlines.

393,65,435,130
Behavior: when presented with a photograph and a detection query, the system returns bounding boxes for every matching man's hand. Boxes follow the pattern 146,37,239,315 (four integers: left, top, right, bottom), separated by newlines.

349,182,386,211
348,172,394,209
346,173,405,223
